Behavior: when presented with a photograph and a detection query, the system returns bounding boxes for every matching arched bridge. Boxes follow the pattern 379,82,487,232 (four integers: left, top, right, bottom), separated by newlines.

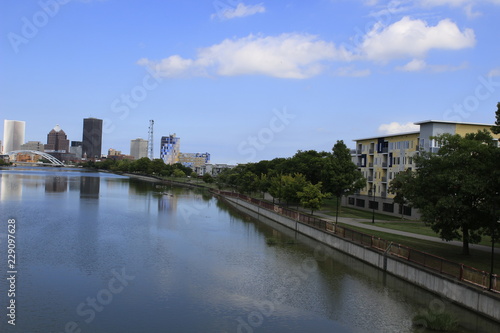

7,150,65,166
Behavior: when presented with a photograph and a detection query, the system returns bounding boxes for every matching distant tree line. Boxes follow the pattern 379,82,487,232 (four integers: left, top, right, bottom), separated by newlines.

81,158,196,178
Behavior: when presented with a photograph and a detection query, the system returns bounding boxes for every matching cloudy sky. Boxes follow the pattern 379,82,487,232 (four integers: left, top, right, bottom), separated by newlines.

1,0,500,163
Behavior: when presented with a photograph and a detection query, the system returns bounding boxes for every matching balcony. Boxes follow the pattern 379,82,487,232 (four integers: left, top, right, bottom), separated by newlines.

356,149,362,154
430,147,440,154
368,162,374,168
382,162,387,168
367,176,373,182
369,149,374,154
382,147,388,153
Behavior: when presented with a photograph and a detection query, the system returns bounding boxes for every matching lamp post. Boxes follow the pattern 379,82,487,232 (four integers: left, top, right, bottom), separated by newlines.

490,198,499,291
488,193,500,290
369,186,375,224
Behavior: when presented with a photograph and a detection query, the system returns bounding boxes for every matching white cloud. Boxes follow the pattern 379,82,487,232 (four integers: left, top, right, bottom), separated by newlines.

138,17,475,79
211,2,266,20
397,58,427,71
139,33,352,79
359,16,475,62
416,0,500,17
378,122,420,134
488,67,500,77
334,66,371,77
396,59,467,72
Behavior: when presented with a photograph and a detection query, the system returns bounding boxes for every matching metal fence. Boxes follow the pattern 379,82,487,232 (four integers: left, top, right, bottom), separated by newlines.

214,190,499,293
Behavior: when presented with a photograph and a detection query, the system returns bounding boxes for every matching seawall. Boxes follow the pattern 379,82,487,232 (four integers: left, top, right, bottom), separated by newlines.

219,195,500,323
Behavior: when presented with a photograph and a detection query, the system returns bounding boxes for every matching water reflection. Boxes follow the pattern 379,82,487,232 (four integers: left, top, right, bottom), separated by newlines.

80,176,100,198
0,168,499,333
45,175,68,193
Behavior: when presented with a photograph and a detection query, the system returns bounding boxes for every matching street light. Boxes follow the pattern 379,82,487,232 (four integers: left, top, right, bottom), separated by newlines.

368,186,375,224
489,220,499,291
490,198,499,291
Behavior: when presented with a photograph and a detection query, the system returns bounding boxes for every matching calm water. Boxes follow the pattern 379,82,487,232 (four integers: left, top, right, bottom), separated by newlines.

0,167,498,333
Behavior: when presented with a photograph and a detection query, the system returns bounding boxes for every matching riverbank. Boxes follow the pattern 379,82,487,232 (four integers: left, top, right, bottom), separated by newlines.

120,172,208,189
214,191,500,323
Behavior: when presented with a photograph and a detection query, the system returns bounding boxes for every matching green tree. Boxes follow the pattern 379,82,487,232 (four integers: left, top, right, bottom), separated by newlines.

131,157,151,173
298,182,330,215
287,150,330,184
322,140,366,223
202,173,214,184
491,102,500,134
172,169,186,178
150,159,166,174
282,173,308,207
388,169,413,219
257,173,271,197
238,171,259,194
391,131,499,255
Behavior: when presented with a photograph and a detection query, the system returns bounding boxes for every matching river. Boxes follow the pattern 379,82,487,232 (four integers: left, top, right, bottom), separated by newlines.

0,167,498,333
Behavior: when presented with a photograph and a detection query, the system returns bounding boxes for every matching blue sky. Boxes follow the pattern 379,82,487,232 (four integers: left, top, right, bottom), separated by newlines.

1,0,500,164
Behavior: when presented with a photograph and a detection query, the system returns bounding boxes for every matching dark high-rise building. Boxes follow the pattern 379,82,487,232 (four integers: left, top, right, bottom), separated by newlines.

82,118,103,159
45,124,70,152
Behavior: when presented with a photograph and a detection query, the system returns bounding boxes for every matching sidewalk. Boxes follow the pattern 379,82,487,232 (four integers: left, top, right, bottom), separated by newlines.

310,210,500,254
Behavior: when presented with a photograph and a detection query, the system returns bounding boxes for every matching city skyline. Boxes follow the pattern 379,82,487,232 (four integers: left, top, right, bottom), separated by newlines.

2,1,500,164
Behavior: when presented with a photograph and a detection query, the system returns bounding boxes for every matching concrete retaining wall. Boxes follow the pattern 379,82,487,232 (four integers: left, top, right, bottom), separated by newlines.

222,196,500,323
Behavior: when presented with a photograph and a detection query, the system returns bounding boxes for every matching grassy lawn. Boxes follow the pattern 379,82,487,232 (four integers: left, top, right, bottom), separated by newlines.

320,201,406,221
357,221,500,248
337,222,500,273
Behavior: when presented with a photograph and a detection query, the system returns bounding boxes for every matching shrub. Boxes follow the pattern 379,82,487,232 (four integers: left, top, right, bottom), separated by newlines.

412,309,458,331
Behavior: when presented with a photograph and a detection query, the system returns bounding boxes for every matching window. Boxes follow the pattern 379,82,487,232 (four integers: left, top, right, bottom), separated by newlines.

383,203,394,213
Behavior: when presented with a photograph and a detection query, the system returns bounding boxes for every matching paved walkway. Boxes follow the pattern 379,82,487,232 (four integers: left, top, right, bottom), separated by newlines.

310,210,500,254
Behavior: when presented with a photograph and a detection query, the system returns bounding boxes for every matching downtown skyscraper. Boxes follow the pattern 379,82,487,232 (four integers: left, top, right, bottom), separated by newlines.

2,120,25,153
160,134,180,165
82,118,102,159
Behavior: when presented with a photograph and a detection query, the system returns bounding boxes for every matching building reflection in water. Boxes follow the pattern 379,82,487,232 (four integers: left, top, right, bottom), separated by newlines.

80,176,100,199
0,174,22,200
45,176,68,193
77,177,99,275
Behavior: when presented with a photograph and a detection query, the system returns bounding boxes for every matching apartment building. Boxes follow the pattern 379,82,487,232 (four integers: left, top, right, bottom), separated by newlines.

347,120,500,219
178,152,210,169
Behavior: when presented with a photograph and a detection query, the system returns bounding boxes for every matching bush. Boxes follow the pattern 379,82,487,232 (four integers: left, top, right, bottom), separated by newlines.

266,237,279,246
202,173,214,183
412,309,458,331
